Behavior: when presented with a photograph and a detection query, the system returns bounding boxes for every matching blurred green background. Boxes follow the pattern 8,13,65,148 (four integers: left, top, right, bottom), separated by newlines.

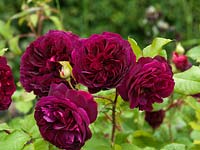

1,0,200,45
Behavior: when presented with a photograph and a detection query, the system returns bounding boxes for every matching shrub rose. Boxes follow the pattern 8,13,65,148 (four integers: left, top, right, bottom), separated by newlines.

34,83,97,150
145,109,165,129
172,52,192,71
117,56,174,111
0,56,16,110
20,30,80,97
72,32,136,93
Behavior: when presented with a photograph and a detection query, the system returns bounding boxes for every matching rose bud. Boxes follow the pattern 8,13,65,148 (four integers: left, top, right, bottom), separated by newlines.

172,52,192,71
72,32,136,93
20,30,80,97
34,83,98,150
145,109,165,129
117,56,174,111
0,56,16,110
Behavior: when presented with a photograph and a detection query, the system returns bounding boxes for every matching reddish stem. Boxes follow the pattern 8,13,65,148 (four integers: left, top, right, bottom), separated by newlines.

111,90,118,146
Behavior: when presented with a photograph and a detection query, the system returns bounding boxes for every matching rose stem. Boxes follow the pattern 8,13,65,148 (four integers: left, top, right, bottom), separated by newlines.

93,95,113,103
111,90,118,146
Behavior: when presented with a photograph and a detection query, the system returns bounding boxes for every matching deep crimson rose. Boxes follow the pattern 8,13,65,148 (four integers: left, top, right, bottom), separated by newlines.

117,56,174,111
172,52,192,71
72,32,136,93
20,30,80,97
145,109,165,129
34,83,97,150
0,56,16,110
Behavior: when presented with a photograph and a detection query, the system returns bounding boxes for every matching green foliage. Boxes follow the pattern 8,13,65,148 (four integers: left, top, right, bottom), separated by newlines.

160,143,186,150
9,36,22,55
174,66,200,95
186,46,200,62
0,130,30,150
143,37,172,58
0,48,8,56
128,37,142,61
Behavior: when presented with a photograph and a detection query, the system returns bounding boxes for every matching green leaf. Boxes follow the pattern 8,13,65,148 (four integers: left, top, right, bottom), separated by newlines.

20,113,41,139
0,20,13,39
159,49,167,59
143,37,172,58
0,123,10,131
191,130,200,141
161,143,186,150
21,114,36,133
0,48,8,56
113,144,122,150
23,138,50,150
0,130,30,150
33,138,49,150
9,36,22,55
8,117,23,130
173,66,200,95
153,98,169,111
128,37,142,61
15,100,33,114
0,132,8,140
189,145,200,150
49,16,63,30
83,134,111,150
115,133,129,145
12,90,36,102
186,45,200,62
121,143,141,150
184,96,200,112
132,130,159,148
10,7,41,20
30,14,38,27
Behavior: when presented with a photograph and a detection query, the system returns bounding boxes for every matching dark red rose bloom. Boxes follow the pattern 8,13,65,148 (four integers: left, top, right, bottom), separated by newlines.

172,52,192,71
34,83,98,150
0,56,16,110
20,30,80,97
117,56,174,111
72,32,136,93
145,110,165,129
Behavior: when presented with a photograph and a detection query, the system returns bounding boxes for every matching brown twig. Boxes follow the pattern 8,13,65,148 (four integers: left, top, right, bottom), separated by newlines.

93,95,113,103
103,112,121,131
165,100,183,111
19,33,36,39
37,10,44,37
3,130,11,134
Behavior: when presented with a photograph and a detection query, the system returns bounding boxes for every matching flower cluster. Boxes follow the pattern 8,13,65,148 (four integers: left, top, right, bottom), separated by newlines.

0,56,16,110
20,30,175,149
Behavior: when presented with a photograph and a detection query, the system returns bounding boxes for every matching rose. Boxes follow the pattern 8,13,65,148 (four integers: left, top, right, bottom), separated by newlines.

72,32,136,93
20,30,80,97
172,52,192,71
34,83,98,150
117,56,174,111
145,109,165,129
0,56,16,110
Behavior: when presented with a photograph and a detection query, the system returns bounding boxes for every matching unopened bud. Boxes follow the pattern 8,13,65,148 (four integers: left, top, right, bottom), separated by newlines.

59,61,72,79
175,43,185,54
